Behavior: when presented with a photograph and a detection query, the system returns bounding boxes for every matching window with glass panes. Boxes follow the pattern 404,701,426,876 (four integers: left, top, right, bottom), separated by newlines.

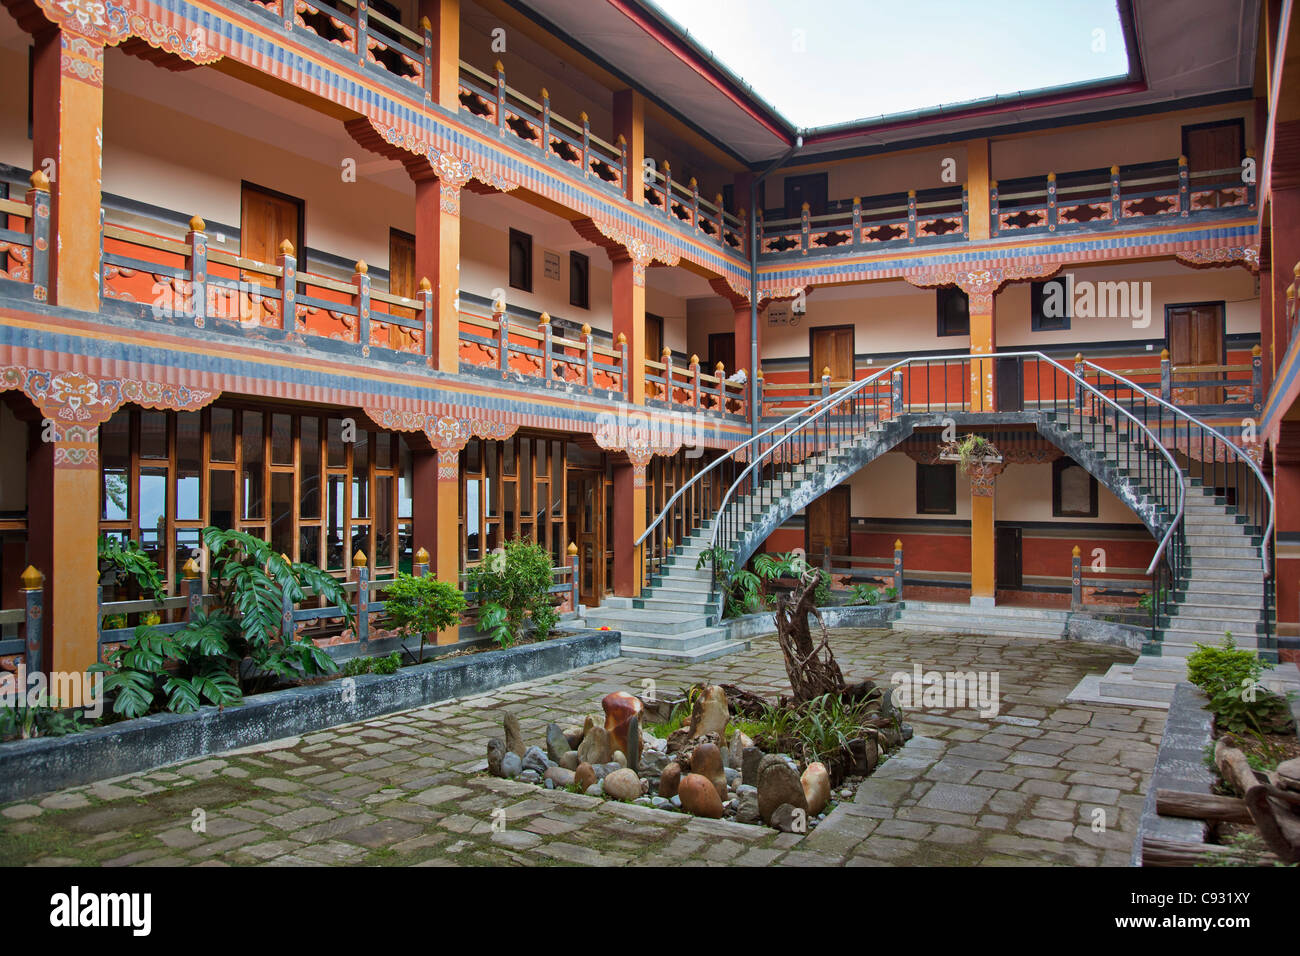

459,435,567,571
98,405,414,592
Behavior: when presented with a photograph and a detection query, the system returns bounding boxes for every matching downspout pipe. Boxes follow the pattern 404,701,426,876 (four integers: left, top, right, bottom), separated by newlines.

749,135,802,435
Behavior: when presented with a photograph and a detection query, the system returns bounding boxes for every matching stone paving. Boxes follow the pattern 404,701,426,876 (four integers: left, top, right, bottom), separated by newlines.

0,628,1163,866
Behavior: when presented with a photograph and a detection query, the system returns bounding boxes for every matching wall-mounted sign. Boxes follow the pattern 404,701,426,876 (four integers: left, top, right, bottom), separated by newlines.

766,303,793,327
543,250,561,281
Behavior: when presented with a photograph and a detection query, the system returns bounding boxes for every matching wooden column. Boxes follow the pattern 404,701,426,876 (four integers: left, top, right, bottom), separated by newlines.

31,26,104,311
733,305,756,381
26,430,100,674
966,138,991,241
419,0,460,111
969,291,996,412
1273,422,1300,637
613,89,645,204
612,458,646,597
968,463,1003,606
612,255,646,405
412,444,461,643
413,165,466,374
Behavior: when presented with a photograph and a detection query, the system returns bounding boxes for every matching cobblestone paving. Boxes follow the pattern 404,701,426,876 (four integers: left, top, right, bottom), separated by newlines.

0,629,1162,866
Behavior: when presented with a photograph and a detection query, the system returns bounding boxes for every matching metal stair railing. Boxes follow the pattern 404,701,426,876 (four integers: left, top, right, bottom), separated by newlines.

1079,359,1274,649
709,353,1186,619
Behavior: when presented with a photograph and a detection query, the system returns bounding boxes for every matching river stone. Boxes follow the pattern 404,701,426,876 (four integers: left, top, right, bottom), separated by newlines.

625,714,641,774
724,767,740,788
1279,757,1300,791
727,729,753,770
690,685,730,738
574,762,597,793
611,750,627,768
639,749,669,776
742,746,764,787
848,736,878,777
546,723,570,763
677,773,724,818
690,742,727,801
734,784,760,824
801,762,831,816
560,750,581,771
500,751,523,779
503,711,526,757
544,766,575,788
585,784,602,797
603,768,642,802
522,746,549,776
757,754,807,824
771,803,806,833
577,726,612,765
487,738,507,778
518,769,541,785
563,726,585,750
659,762,682,798
602,691,644,757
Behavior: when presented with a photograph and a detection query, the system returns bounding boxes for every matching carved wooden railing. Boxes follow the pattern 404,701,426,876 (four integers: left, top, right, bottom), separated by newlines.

643,349,749,418
99,217,430,358
643,162,746,250
760,185,967,256
992,157,1255,237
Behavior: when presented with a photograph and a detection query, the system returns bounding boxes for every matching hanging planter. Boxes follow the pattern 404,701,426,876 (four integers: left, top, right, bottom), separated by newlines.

938,434,1003,473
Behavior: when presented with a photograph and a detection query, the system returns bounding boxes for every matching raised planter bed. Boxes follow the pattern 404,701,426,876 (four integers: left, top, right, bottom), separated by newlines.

0,629,620,804
722,603,899,641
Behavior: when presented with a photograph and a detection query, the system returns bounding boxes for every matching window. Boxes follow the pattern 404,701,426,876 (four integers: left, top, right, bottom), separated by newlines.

1053,457,1098,517
916,463,957,514
509,228,533,292
569,251,589,309
936,287,969,336
1031,275,1072,331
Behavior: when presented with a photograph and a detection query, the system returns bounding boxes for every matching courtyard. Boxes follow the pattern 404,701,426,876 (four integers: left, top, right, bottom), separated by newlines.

0,629,1159,867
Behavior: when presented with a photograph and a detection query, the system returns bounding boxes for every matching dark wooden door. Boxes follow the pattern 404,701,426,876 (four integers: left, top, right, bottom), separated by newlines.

785,173,828,219
1183,121,1243,209
807,486,851,568
241,183,302,269
1168,304,1224,404
996,356,1024,412
995,526,1022,590
810,325,854,384
708,332,735,376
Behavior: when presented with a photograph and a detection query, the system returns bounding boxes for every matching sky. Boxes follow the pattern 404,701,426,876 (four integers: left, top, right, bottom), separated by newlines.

648,0,1130,129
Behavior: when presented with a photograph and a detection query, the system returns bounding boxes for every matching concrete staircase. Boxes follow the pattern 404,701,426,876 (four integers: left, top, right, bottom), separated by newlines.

585,420,911,663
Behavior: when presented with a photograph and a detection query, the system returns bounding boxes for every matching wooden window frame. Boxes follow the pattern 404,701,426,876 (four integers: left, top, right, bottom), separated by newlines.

1031,276,1072,332
509,228,533,293
1052,457,1099,518
916,462,957,515
1180,118,1246,170
569,250,589,310
936,287,970,337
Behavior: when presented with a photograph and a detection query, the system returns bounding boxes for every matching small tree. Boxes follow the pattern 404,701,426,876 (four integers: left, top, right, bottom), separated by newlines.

466,537,559,647
383,573,467,663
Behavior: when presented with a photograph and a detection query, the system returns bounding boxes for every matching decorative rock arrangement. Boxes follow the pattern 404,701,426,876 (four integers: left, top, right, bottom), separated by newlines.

485,683,905,831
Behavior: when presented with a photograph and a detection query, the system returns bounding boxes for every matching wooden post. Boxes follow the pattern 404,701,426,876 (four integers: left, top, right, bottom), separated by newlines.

582,323,594,390
353,550,370,644
356,0,369,63
25,172,50,303
689,177,699,229
891,370,904,415
852,196,862,248
1252,344,1263,410
276,240,297,332
906,190,917,243
989,180,999,237
1109,165,1121,225
618,332,630,401
422,15,434,102
961,184,970,239
800,201,810,254
662,162,673,220
1178,155,1190,216
892,541,903,596
495,60,507,137
353,260,371,350
1246,148,1257,209
1071,545,1083,611
494,292,509,375
619,135,630,197
541,88,551,158
540,312,553,381
1047,172,1058,231
183,557,202,621
755,367,764,419
1160,348,1172,401
580,112,591,178
419,276,434,365
21,565,43,677
691,354,701,409
821,366,831,399
714,193,725,245
281,578,294,641
1074,353,1086,410
568,541,579,611
187,216,208,328
662,346,674,406
716,361,727,413
414,546,429,578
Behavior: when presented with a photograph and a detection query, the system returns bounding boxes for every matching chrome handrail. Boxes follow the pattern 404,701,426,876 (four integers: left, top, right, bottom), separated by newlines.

1082,360,1273,575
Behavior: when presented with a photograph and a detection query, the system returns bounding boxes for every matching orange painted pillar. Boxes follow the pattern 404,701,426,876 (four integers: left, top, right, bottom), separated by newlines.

413,445,462,643
414,171,463,374
421,0,460,111
966,138,991,241
969,291,996,412
27,432,100,674
614,89,645,205
612,256,646,405
969,463,1002,606
612,459,646,598
31,27,104,311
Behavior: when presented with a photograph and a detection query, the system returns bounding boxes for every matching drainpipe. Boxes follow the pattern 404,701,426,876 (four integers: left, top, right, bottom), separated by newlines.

749,135,802,435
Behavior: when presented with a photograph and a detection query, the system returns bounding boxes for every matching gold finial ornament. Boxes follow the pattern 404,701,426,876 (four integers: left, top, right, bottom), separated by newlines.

1161,348,1170,360
690,354,699,366
567,541,579,556
617,332,627,344
894,540,902,551
20,565,43,590
415,547,430,563
419,276,431,291
538,311,550,324
354,260,368,275
1072,545,1081,558
279,239,295,256
581,323,591,335
189,216,206,232
353,550,368,568
182,558,200,579
822,366,831,378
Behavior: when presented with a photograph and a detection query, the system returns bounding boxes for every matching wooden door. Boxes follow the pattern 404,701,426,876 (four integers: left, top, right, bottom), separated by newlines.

567,470,603,606
708,332,735,376
810,325,854,384
995,356,1024,412
1183,121,1243,209
1168,304,1224,404
387,229,417,343
785,173,828,219
240,183,302,268
995,526,1022,590
807,486,850,568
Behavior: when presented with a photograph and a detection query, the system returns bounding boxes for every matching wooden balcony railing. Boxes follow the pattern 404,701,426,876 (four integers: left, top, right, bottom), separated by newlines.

760,186,967,256
643,162,746,250
99,218,431,357
643,349,749,418
0,173,50,300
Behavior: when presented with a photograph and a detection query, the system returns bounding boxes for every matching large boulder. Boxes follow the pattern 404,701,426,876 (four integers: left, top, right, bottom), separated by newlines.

602,691,644,757
677,773,724,818
801,762,831,816
757,754,807,825
603,768,642,802
503,711,526,757
727,730,753,770
848,736,878,777
577,726,612,765
690,742,727,801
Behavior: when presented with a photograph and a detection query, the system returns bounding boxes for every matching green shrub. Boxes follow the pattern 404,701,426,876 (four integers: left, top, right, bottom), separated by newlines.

372,652,401,675
466,537,559,648
1185,637,1293,735
382,572,466,662
850,583,880,606
698,546,763,618
0,694,85,741
98,535,166,603
755,551,832,606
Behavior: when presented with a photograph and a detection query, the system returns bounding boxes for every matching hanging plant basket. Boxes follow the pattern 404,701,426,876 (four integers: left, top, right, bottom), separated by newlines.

938,435,1002,473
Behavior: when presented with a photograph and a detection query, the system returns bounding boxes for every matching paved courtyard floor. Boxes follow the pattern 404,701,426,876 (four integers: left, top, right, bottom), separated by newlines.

0,628,1163,866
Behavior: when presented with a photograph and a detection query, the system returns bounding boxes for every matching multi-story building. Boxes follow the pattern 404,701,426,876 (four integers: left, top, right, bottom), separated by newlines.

0,0,1294,698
